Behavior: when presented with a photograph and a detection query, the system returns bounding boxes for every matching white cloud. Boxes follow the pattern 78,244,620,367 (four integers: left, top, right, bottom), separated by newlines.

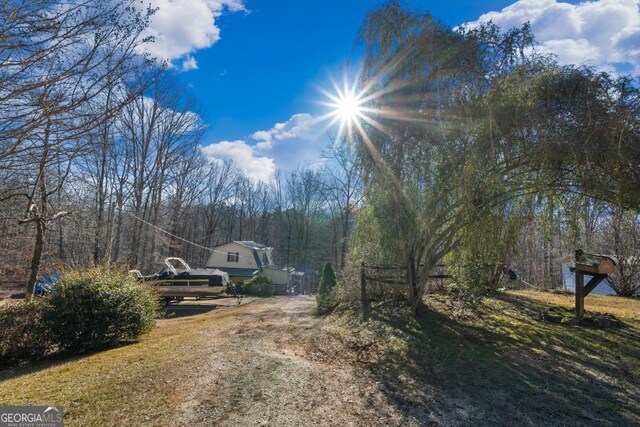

252,113,317,149
180,55,198,71
462,0,640,74
201,113,327,182
201,140,276,182
141,0,246,68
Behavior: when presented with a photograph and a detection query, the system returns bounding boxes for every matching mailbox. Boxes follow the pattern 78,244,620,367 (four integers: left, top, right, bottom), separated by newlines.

573,249,617,319
574,250,617,275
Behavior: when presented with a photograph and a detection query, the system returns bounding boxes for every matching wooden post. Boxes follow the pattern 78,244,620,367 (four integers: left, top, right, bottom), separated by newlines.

360,261,368,317
575,270,585,319
573,250,616,319
407,255,417,314
584,274,606,296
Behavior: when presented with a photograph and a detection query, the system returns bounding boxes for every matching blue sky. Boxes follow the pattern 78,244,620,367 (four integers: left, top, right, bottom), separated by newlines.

178,1,522,141
143,0,639,181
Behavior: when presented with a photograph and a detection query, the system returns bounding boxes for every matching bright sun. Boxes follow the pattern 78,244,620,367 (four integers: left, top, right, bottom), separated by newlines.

335,92,363,124
318,77,367,142
318,75,384,142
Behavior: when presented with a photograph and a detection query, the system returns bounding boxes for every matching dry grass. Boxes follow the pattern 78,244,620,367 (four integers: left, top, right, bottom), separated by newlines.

0,301,248,426
0,292,638,426
509,289,640,321
333,289,640,426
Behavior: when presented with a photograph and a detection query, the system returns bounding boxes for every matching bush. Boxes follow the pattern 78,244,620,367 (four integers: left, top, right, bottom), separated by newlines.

316,263,339,314
0,268,157,366
0,301,51,366
241,275,274,297
43,268,157,354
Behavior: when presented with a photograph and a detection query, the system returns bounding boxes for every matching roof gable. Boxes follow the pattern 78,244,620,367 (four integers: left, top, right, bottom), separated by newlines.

234,241,272,250
213,241,251,253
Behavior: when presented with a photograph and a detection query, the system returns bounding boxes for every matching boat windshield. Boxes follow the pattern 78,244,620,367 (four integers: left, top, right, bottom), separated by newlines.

164,257,192,274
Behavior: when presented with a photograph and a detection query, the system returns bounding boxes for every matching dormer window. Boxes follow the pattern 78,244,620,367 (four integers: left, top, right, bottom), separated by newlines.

227,252,239,263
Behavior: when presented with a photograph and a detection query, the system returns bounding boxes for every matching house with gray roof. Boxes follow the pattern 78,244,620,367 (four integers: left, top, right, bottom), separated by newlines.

205,241,302,287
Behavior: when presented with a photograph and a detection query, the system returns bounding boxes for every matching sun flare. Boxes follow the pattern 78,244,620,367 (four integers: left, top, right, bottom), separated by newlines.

317,76,373,141
334,92,363,124
318,69,420,144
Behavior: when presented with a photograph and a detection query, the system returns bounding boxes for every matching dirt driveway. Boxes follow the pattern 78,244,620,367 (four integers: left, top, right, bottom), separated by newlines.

1,296,405,426
166,296,397,427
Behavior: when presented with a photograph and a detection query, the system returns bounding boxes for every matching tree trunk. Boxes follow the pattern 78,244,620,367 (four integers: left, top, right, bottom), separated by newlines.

26,220,45,299
93,142,108,264
407,254,418,314
25,120,51,299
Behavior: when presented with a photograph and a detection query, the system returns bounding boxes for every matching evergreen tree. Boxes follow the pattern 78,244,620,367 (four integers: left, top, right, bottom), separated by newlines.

316,262,338,313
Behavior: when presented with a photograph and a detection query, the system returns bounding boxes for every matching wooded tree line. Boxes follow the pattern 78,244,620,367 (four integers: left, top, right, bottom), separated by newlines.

0,0,362,296
1,0,638,303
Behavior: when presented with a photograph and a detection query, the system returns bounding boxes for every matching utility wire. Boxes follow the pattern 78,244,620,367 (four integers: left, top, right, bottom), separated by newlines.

39,173,260,259
116,206,258,259
118,207,213,252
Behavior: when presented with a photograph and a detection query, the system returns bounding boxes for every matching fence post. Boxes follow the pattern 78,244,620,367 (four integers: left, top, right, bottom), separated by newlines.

575,270,585,319
360,261,368,317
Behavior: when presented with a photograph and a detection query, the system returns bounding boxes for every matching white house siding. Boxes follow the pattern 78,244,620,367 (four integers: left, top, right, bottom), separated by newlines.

206,241,295,286
205,242,258,270
263,267,290,285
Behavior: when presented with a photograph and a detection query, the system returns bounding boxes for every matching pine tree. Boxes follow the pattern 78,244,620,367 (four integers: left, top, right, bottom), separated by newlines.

316,262,338,313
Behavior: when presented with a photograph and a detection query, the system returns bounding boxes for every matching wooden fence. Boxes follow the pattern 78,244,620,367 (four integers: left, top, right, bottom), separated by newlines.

359,262,450,310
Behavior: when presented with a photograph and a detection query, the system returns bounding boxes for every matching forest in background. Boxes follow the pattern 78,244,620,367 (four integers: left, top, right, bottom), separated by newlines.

1,0,639,302
0,0,363,294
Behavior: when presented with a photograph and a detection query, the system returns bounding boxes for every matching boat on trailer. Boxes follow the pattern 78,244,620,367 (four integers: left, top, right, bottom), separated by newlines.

130,257,235,305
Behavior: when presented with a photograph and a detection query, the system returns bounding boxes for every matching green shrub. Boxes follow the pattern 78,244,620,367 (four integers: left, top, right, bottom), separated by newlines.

241,275,274,297
0,301,51,366
43,268,157,354
316,263,339,314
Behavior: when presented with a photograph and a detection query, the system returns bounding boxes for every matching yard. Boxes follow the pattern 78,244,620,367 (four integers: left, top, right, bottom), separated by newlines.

0,291,638,426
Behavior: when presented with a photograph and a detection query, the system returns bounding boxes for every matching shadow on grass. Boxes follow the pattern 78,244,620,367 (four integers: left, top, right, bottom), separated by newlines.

159,303,220,319
0,338,142,382
363,294,640,426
